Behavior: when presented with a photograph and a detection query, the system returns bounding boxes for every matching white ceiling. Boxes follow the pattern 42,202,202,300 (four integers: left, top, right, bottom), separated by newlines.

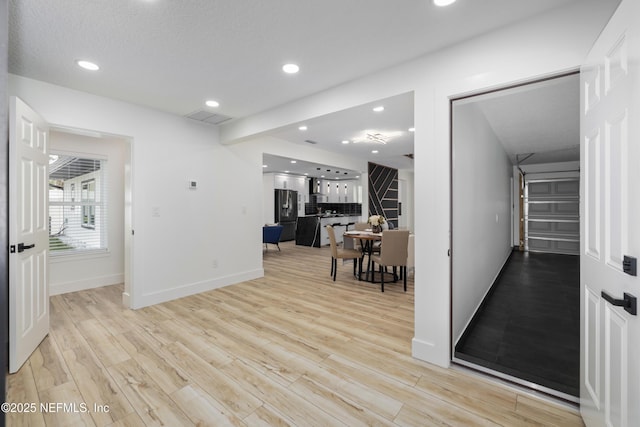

464,73,581,166
265,92,415,173
262,154,362,181
10,0,584,120
8,1,605,172
264,74,581,175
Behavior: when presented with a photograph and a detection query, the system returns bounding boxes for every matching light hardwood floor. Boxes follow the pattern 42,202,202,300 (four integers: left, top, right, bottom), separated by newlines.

7,241,584,426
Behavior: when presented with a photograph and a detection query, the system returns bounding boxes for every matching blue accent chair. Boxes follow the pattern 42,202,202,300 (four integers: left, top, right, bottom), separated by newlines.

263,225,284,251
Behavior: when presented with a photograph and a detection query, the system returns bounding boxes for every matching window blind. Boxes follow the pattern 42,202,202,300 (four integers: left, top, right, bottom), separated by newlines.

49,154,108,255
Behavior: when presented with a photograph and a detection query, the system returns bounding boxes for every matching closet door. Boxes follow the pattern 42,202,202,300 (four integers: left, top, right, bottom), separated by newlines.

525,178,579,255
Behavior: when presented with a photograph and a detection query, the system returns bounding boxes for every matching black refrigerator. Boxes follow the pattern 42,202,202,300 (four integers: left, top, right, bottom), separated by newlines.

274,189,298,241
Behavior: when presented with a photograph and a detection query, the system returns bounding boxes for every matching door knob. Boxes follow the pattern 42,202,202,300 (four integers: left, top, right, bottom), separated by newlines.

601,291,637,316
17,243,35,253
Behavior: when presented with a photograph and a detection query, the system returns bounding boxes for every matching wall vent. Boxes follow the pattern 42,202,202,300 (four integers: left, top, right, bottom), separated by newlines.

185,110,232,125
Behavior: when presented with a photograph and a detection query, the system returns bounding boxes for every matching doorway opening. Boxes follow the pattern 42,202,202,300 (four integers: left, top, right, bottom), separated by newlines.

450,72,581,402
48,128,132,305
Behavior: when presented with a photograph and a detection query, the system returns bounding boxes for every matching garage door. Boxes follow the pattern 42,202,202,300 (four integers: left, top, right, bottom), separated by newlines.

524,178,579,255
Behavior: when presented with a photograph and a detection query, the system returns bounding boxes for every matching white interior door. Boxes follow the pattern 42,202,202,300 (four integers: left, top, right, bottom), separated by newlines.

9,96,50,373
580,0,640,425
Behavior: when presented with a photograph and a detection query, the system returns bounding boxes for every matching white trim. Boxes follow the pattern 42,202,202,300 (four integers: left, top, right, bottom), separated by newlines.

122,291,131,307
49,248,110,262
49,147,108,161
453,249,513,346
131,269,264,309
50,273,124,295
412,337,449,368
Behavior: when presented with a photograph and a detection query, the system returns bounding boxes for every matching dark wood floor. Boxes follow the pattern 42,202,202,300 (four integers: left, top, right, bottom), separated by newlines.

455,250,580,397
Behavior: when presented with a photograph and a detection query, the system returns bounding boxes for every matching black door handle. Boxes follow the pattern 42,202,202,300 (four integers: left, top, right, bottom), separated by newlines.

601,291,637,316
17,243,35,253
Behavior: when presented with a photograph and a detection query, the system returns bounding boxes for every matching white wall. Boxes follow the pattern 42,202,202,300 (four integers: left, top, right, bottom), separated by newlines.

220,0,618,367
9,75,264,309
452,103,513,344
263,173,275,224
49,131,126,295
398,169,414,232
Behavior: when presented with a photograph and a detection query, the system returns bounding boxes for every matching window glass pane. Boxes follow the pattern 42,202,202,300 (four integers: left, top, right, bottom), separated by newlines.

49,154,107,255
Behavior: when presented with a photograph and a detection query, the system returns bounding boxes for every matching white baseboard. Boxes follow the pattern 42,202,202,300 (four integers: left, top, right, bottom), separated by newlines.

131,268,265,309
50,273,124,296
412,337,450,368
122,291,131,307
454,248,513,346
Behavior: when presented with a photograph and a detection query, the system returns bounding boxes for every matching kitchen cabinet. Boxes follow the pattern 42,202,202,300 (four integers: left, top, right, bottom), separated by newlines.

321,180,361,203
274,174,306,193
328,181,341,203
321,180,331,198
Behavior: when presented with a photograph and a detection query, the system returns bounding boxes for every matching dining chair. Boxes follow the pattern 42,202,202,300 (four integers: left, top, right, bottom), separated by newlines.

326,225,362,281
370,230,410,292
349,222,368,251
354,222,368,231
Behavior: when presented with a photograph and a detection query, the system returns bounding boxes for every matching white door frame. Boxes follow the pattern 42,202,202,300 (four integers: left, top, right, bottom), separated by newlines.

48,124,134,308
449,71,582,401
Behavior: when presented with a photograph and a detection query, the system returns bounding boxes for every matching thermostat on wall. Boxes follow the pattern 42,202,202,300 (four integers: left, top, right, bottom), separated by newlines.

189,180,198,189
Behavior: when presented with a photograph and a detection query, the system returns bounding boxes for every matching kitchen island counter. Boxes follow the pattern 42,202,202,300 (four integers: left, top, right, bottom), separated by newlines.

295,215,361,247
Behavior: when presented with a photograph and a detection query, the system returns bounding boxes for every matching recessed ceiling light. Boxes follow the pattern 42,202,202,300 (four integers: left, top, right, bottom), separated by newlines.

372,150,379,154
76,60,100,71
304,173,309,176
263,164,268,168
290,160,297,164
408,127,415,132
283,63,300,74
285,170,290,173
372,106,384,112
298,125,307,131
342,140,350,144
321,175,325,178
205,100,220,108
433,0,456,6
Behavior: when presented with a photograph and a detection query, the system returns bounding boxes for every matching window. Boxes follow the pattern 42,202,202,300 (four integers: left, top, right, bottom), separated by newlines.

49,154,108,255
81,179,96,228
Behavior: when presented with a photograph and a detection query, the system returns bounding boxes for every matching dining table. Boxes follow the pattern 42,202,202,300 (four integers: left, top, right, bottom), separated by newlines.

343,230,394,283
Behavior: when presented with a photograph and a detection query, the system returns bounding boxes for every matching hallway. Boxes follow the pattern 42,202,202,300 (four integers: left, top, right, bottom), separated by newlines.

455,251,580,397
